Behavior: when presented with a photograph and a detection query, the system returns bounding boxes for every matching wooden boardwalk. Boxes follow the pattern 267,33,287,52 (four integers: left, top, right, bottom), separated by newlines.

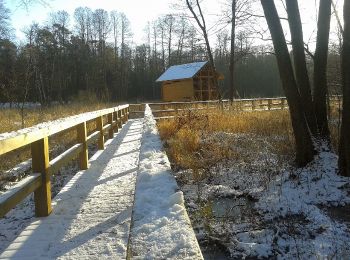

0,119,143,259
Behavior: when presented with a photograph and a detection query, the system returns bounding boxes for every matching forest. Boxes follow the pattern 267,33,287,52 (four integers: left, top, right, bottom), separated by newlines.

0,0,342,105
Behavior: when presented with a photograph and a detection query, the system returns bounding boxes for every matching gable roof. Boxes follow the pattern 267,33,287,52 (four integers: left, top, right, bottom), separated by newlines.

156,61,208,82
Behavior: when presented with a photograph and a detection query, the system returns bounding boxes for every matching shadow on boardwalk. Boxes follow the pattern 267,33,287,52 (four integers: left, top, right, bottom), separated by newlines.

0,119,143,259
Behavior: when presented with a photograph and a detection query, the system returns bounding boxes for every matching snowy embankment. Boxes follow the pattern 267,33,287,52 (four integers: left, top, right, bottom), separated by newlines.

130,104,203,259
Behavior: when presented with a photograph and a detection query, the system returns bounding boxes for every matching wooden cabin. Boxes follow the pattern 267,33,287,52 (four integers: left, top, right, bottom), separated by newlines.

156,61,223,102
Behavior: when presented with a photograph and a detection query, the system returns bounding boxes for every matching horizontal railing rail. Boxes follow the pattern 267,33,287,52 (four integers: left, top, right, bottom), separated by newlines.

0,105,129,218
130,97,288,120
133,96,342,121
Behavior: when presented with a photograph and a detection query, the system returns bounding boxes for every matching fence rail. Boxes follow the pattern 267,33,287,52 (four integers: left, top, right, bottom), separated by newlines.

129,96,342,120
129,97,289,120
0,105,129,218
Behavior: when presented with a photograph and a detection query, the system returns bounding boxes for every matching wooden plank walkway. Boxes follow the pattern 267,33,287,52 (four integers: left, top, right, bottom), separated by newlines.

0,119,143,259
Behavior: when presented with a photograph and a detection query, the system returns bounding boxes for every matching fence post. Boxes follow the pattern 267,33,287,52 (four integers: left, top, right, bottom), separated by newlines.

268,99,272,110
118,109,123,129
252,100,256,111
97,116,104,150
32,137,52,217
281,99,286,109
77,122,88,170
124,108,127,123
108,112,114,139
125,107,129,122
113,108,118,133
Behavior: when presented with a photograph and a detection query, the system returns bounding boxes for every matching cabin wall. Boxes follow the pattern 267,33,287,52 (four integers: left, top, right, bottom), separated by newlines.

162,79,194,102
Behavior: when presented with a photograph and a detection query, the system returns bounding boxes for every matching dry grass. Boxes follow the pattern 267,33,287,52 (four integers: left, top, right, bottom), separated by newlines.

158,108,292,171
0,102,115,134
158,107,340,171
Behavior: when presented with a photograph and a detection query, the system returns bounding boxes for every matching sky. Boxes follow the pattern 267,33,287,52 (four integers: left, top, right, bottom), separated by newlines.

6,0,175,43
5,0,344,48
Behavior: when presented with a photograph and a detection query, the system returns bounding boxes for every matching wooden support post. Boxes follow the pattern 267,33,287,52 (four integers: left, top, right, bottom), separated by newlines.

118,110,122,129
113,110,118,133
108,113,114,139
268,99,272,110
31,137,52,217
125,107,129,122
121,109,125,124
124,109,127,123
281,99,286,109
252,100,256,111
77,122,88,170
96,116,104,150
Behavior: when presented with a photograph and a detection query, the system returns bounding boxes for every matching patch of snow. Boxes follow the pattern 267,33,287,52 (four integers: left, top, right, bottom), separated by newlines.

130,104,203,259
0,103,41,109
253,149,350,258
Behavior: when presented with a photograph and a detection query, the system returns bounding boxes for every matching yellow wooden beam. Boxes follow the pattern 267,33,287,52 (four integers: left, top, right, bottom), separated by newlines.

96,116,104,150
108,113,114,139
49,144,83,174
31,137,52,217
77,122,88,170
0,173,41,218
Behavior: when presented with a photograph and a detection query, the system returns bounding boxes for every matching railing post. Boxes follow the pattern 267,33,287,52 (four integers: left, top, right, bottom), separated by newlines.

281,99,286,109
77,122,88,170
96,116,104,150
118,109,123,129
32,137,52,217
125,107,129,122
113,110,119,132
108,112,114,139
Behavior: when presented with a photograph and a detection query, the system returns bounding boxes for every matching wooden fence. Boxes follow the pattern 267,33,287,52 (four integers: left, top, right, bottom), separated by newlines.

129,96,342,120
0,105,129,218
129,97,289,120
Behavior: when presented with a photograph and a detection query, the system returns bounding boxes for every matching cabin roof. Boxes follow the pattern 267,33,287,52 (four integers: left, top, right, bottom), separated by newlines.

156,61,208,82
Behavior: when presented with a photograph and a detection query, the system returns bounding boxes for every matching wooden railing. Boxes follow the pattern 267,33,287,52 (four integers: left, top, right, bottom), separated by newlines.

0,105,129,218
129,97,288,120
130,96,343,120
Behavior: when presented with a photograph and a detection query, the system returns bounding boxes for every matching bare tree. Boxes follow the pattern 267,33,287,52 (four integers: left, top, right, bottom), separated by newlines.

110,10,119,63
229,0,237,100
185,0,215,68
164,14,175,66
286,0,318,136
0,0,12,40
339,0,350,176
313,0,332,141
260,0,315,166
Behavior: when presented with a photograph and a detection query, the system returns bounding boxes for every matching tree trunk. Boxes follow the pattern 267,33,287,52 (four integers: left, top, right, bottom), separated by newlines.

229,0,238,100
261,0,315,166
186,0,218,97
286,0,318,136
314,0,332,141
339,0,350,176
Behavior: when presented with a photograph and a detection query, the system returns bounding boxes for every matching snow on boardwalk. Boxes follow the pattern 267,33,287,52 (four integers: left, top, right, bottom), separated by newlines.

129,105,203,259
0,119,143,259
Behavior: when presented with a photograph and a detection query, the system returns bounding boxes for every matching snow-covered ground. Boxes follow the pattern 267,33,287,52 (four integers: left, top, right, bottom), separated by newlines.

171,132,350,259
0,119,143,259
129,105,203,259
0,103,41,109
